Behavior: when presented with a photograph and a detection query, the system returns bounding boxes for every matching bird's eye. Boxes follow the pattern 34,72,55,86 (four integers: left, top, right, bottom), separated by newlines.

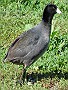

53,7,55,9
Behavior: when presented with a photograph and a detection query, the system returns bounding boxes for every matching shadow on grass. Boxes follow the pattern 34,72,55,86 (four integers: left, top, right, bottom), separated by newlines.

26,70,68,82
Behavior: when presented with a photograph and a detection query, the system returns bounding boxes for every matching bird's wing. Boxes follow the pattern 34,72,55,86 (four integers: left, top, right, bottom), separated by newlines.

21,37,48,66
6,29,42,60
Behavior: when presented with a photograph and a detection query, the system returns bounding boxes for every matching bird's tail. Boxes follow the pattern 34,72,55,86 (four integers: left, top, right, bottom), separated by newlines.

3,53,8,63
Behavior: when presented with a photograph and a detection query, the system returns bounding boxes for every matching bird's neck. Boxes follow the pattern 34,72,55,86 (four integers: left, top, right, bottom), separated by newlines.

42,12,54,25
42,12,54,34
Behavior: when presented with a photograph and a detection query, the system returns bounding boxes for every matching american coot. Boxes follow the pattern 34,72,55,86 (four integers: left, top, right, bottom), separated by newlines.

3,4,61,84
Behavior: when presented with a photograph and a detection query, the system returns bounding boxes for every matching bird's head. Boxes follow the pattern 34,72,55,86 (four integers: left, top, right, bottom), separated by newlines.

45,4,62,15
42,4,62,22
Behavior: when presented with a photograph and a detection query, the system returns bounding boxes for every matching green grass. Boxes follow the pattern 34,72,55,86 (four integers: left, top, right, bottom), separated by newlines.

0,0,68,90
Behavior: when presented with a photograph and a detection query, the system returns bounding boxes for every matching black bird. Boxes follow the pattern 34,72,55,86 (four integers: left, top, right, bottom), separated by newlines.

4,4,61,84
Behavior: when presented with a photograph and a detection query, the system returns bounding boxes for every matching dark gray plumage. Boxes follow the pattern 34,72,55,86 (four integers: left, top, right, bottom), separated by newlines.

3,4,61,84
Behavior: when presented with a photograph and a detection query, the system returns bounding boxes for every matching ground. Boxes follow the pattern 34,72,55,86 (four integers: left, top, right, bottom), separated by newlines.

0,0,68,90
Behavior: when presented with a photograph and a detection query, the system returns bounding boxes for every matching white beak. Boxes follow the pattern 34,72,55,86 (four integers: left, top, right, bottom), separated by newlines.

56,8,62,14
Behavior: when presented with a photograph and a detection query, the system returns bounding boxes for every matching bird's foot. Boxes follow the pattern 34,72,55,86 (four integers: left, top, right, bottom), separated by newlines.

27,79,35,85
27,77,35,85
16,80,23,86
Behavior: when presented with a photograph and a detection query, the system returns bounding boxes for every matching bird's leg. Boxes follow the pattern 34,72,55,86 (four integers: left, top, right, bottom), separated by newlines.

21,68,26,84
18,68,26,86
16,68,26,86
